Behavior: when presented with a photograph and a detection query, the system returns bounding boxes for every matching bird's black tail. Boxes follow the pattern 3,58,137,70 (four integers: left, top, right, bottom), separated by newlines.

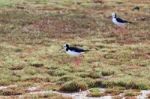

128,21,134,24
83,49,90,52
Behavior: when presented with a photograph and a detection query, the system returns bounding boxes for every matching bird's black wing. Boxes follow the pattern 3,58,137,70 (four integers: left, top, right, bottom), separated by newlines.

69,47,89,53
116,17,129,23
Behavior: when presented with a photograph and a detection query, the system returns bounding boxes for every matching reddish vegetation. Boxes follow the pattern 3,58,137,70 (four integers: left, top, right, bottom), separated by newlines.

125,96,137,99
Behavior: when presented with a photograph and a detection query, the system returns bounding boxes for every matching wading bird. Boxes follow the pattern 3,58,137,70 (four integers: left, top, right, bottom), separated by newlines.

63,44,89,65
112,12,132,33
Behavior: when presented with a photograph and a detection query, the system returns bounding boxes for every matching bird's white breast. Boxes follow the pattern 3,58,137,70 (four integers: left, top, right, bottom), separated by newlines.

66,50,81,56
112,18,125,27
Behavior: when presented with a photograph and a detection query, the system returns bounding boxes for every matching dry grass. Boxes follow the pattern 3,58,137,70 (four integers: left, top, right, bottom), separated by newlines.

0,93,72,99
0,0,150,97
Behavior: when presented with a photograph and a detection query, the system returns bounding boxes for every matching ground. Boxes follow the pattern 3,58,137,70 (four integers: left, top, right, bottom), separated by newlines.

0,0,150,98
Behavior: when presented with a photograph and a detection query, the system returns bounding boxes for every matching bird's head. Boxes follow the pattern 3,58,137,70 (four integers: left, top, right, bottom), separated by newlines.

112,12,117,18
63,44,69,50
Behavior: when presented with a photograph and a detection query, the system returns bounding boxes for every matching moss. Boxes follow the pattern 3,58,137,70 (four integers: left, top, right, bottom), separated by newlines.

76,72,89,78
23,93,72,99
9,65,24,70
101,70,115,76
124,90,140,96
59,80,88,92
0,87,25,96
94,79,106,88
24,67,38,75
105,88,123,95
87,88,104,97
56,75,77,84
58,75,75,82
48,69,68,76
115,81,150,90
30,61,44,68
88,71,101,78
83,78,96,88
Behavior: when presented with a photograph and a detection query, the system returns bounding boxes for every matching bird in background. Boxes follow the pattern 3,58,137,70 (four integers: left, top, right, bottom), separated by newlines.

112,12,133,33
63,44,89,65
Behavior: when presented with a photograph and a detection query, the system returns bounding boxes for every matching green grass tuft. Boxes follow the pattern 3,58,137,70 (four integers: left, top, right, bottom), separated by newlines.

87,88,104,97
59,80,88,92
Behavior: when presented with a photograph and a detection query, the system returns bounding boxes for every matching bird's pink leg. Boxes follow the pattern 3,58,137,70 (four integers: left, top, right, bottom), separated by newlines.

75,57,81,66
74,55,83,66
114,26,119,32
117,27,123,33
113,26,119,34
123,27,128,34
120,25,128,33
117,27,124,40
72,57,80,66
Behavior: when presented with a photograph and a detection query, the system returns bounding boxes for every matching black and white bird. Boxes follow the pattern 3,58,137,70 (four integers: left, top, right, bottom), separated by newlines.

63,44,89,65
64,44,89,56
112,12,132,27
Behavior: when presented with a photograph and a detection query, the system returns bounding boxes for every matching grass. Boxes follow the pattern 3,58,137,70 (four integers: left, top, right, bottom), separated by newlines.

13,93,72,99
124,90,140,99
0,0,150,97
104,88,123,95
87,88,104,97
0,0,22,7
59,80,88,92
0,87,25,96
